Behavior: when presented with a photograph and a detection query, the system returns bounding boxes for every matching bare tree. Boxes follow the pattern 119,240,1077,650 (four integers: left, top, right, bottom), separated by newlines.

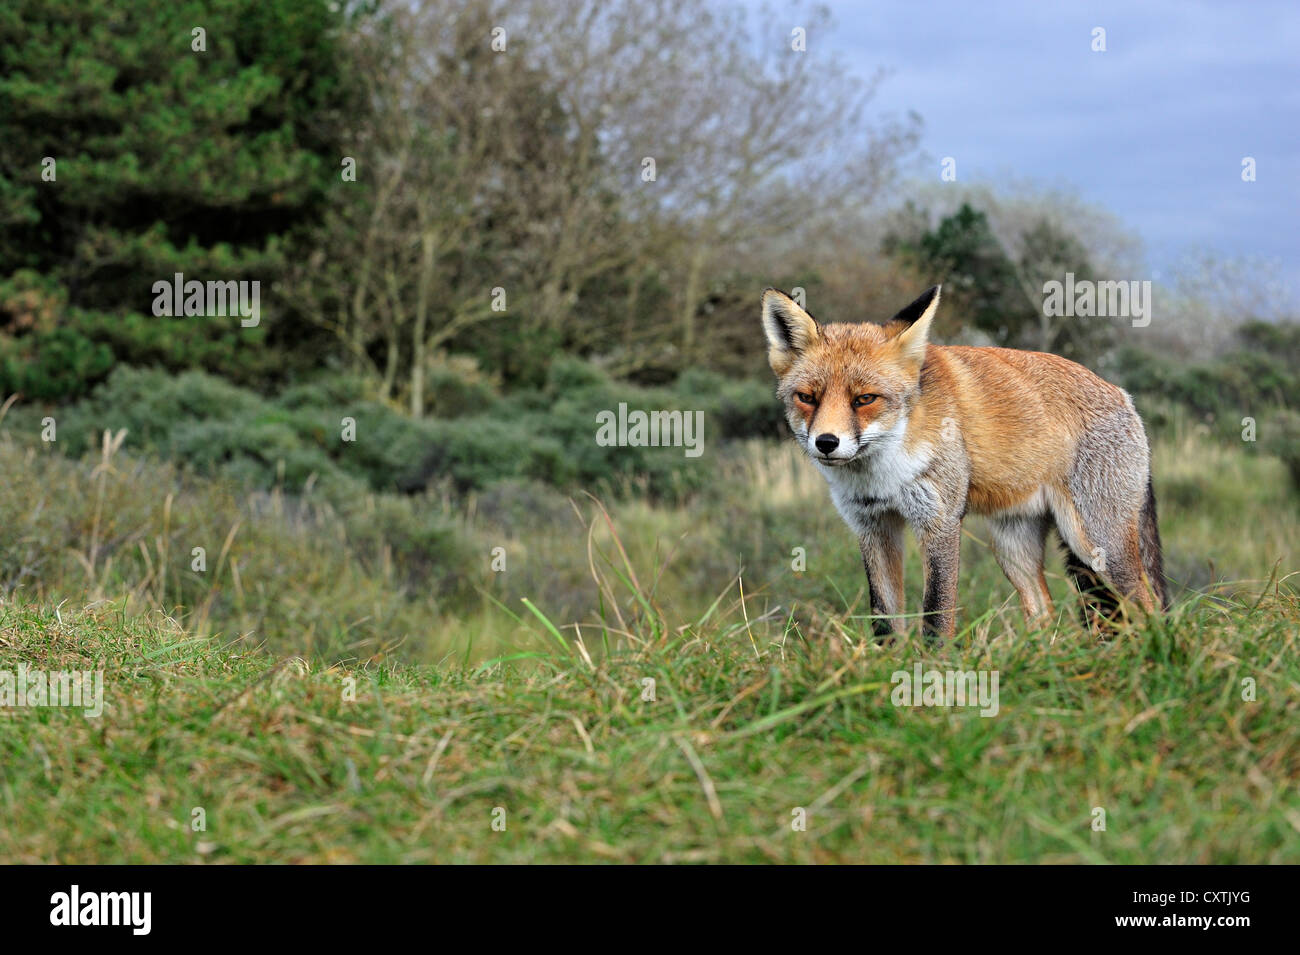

504,0,920,363
288,0,921,399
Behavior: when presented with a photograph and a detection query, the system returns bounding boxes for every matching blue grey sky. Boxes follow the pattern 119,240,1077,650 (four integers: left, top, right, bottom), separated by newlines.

771,0,1298,291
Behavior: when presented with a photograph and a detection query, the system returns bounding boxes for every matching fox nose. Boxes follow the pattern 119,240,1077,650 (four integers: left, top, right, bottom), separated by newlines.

814,433,839,455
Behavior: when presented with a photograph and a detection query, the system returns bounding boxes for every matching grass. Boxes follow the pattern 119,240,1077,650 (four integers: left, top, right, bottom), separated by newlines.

0,418,1297,862
1,583,1296,863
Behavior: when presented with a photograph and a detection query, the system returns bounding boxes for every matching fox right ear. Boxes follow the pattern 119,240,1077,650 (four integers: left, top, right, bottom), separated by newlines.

761,288,820,376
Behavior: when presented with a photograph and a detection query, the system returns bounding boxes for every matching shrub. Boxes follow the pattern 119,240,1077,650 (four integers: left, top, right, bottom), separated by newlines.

676,367,783,440
423,353,501,419
1264,408,1300,490
0,323,115,401
11,357,793,504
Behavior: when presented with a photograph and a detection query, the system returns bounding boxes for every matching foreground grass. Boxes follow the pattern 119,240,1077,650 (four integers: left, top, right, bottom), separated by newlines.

2,589,1296,863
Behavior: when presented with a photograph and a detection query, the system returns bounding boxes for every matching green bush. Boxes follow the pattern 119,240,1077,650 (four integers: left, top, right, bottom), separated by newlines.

13,357,791,504
1264,408,1300,490
340,495,474,595
0,323,115,401
676,367,783,440
1115,325,1299,493
422,356,502,419
1115,326,1299,420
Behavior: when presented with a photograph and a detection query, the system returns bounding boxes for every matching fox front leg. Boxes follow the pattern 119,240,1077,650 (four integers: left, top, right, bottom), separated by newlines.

918,522,962,644
858,510,907,642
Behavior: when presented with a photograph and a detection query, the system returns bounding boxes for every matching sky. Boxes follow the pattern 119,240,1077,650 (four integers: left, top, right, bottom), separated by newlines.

755,0,1298,299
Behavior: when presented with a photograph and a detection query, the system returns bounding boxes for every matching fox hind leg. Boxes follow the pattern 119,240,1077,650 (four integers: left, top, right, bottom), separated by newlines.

1062,542,1121,630
1071,491,1156,614
1056,407,1164,626
1053,493,1155,630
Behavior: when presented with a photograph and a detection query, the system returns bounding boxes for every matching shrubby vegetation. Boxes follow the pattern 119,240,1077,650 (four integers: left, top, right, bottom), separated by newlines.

1115,320,1299,417
1115,320,1300,489
1,417,1294,662
18,359,780,502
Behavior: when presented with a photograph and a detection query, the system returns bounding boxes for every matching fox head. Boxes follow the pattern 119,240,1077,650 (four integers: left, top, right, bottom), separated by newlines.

760,285,941,466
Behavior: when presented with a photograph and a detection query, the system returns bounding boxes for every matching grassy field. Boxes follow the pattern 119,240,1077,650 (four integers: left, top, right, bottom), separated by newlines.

1,589,1297,863
1,424,1298,862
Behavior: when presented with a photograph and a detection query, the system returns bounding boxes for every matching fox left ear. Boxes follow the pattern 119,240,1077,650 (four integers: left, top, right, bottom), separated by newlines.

889,285,941,369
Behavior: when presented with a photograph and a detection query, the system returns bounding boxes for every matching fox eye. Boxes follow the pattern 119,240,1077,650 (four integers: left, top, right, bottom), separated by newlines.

795,391,817,405
852,394,879,408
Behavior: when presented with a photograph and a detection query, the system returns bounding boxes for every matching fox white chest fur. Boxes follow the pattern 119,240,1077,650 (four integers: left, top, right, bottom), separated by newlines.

814,415,942,534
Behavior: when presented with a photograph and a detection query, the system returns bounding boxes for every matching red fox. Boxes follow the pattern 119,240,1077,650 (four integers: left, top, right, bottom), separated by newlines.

761,285,1168,642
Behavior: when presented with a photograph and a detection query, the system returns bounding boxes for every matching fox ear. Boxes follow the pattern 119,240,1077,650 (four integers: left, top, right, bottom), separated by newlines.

889,285,941,369
761,288,820,375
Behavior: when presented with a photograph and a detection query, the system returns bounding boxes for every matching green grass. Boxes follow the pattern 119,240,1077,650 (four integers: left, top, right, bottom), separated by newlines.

0,420,1297,862
2,573,1297,863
